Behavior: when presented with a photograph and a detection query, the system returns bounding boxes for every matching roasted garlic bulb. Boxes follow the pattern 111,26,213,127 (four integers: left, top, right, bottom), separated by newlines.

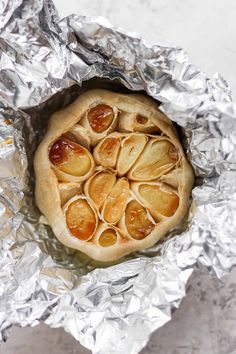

34,89,194,261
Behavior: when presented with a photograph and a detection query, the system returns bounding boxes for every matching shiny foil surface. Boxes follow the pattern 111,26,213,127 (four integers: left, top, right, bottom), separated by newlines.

0,1,236,353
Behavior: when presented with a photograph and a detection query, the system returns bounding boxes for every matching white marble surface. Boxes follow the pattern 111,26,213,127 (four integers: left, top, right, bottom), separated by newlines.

1,1,236,354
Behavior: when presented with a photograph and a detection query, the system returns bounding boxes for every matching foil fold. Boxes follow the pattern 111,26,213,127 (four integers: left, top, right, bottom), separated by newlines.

0,0,236,353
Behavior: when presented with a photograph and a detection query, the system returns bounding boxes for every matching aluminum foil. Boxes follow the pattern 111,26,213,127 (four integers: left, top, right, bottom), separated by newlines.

0,0,236,353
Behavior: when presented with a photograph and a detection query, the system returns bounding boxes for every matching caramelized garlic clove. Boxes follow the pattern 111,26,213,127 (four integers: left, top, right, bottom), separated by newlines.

117,133,148,176
84,170,116,209
93,133,121,169
128,137,179,181
80,104,118,146
94,223,119,247
132,182,179,218
99,228,117,247
49,137,95,182
118,112,161,134
58,182,83,205
119,199,155,240
88,104,114,133
102,177,129,224
63,196,98,241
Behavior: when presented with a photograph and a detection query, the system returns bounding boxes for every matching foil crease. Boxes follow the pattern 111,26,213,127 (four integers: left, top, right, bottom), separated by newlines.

0,0,236,353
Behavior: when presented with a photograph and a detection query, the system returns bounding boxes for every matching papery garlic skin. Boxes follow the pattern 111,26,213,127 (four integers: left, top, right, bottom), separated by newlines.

58,182,83,205
63,124,91,149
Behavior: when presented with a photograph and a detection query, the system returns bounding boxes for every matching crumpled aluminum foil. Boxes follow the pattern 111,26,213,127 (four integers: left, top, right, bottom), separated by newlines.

0,0,236,353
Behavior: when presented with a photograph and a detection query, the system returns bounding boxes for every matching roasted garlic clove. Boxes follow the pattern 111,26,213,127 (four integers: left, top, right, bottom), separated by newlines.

58,182,83,205
93,133,121,169
80,104,118,146
93,223,120,247
132,182,179,219
87,104,115,133
49,137,95,182
101,177,129,224
118,112,161,134
116,133,148,176
99,228,118,247
84,170,116,209
128,137,179,181
63,196,98,241
63,124,90,149
119,198,156,240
